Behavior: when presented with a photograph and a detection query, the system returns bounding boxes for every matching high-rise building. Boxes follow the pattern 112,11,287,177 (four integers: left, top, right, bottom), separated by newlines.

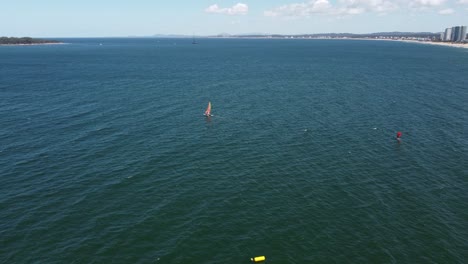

460,26,467,42
451,26,467,42
442,26,467,42
451,26,460,42
444,27,452,41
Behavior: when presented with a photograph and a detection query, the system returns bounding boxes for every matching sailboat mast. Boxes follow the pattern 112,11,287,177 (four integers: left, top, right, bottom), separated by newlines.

204,101,211,116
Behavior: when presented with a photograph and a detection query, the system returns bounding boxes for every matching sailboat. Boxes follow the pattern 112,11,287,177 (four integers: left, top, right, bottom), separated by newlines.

192,34,198,44
204,101,212,117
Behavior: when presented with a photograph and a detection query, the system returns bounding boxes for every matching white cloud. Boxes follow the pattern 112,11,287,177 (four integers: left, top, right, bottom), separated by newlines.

263,0,332,17
409,0,446,8
264,0,468,18
339,0,398,13
334,7,366,15
438,8,455,14
264,0,399,18
264,10,279,17
205,3,248,15
347,7,366,14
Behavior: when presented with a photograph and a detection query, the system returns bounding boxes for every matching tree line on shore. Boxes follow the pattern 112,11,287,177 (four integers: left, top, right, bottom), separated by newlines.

0,37,60,44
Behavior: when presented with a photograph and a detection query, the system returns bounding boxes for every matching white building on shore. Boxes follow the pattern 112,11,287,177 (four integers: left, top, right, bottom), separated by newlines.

443,28,452,41
442,26,467,42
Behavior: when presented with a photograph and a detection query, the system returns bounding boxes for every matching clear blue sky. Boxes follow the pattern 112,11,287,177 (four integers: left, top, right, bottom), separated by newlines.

1,0,467,37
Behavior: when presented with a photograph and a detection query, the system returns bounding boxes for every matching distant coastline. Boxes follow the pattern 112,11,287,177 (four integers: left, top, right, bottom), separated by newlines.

0,37,63,46
338,37,468,49
204,31,468,49
397,40,468,49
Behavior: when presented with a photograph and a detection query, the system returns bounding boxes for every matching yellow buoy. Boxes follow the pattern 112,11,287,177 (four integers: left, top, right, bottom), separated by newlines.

251,256,266,262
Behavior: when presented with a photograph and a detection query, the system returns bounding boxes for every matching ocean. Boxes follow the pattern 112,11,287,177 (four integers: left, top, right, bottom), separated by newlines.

0,38,467,263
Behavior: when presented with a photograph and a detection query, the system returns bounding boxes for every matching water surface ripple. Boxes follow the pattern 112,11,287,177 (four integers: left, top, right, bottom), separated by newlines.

0,38,467,263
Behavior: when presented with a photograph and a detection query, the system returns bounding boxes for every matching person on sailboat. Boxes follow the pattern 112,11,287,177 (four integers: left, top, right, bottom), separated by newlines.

204,102,212,117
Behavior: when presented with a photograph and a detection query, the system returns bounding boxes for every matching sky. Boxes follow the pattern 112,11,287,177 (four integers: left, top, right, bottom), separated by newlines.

1,0,467,37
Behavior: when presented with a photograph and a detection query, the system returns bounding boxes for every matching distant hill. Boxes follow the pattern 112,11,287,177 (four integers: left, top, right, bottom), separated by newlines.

133,32,442,39
0,37,61,45
224,32,440,39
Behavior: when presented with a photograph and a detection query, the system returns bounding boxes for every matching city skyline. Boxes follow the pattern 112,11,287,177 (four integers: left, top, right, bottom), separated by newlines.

1,0,468,37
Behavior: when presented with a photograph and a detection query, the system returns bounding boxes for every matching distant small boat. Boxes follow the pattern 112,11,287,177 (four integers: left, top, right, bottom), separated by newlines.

204,101,212,116
192,35,198,44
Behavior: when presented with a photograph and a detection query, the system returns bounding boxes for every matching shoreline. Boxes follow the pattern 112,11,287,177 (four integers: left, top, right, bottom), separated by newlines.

207,36,468,49
351,38,468,49
397,40,468,49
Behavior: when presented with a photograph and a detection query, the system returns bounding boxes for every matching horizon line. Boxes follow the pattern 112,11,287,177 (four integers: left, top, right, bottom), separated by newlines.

4,30,451,39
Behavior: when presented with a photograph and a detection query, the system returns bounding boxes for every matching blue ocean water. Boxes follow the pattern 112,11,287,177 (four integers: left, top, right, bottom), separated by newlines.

0,38,467,263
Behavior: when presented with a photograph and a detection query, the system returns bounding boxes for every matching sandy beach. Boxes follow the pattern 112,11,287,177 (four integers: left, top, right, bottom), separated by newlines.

399,40,468,49
353,38,468,49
